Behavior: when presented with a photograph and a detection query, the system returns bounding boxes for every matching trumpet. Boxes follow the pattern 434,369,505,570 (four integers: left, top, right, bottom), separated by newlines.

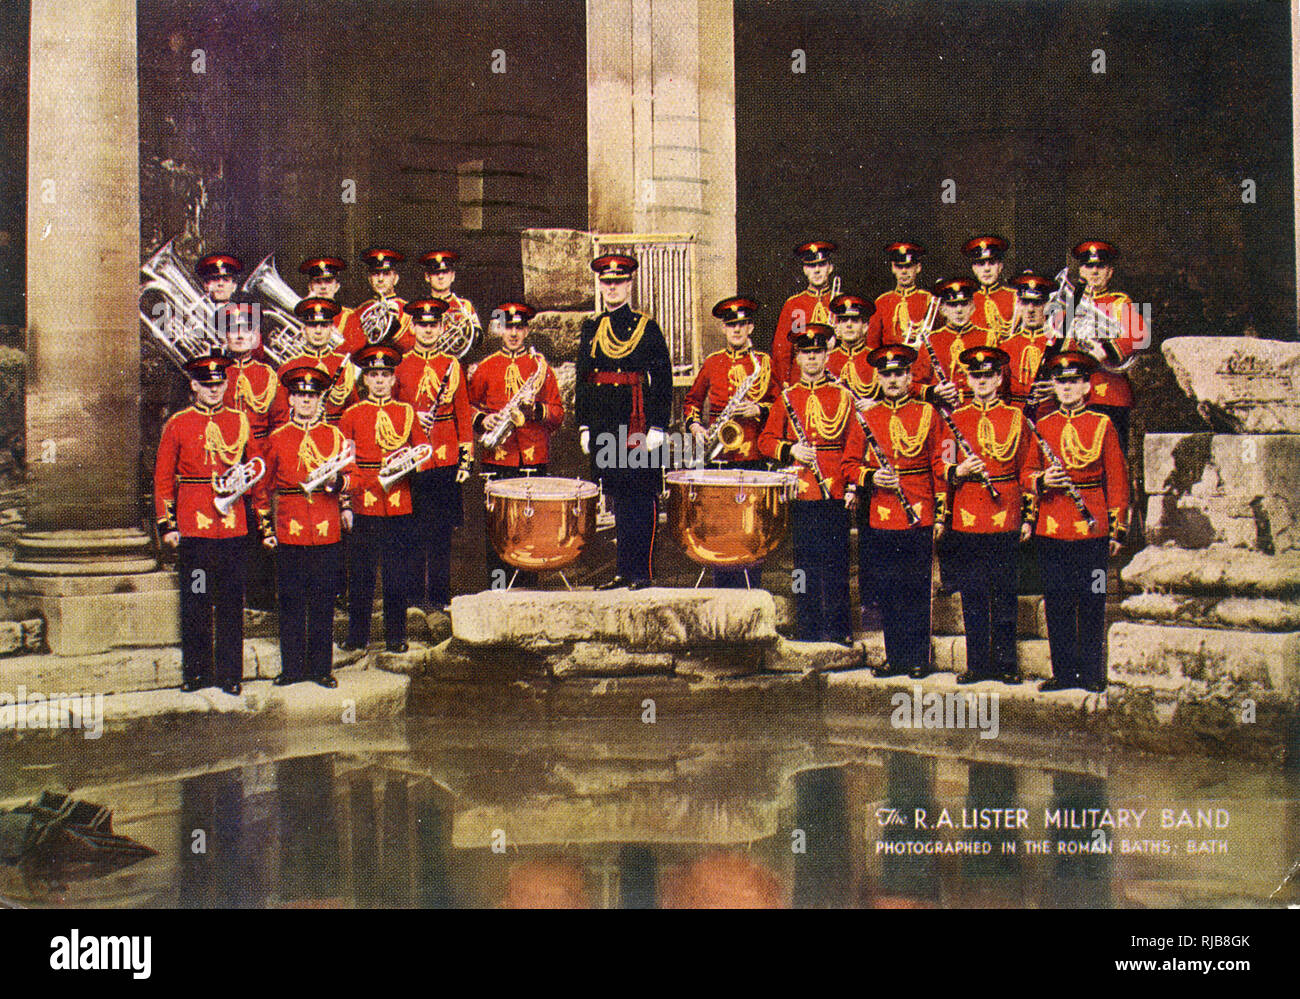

378,444,433,491
213,458,266,516
301,439,356,497
139,239,221,366
481,350,548,451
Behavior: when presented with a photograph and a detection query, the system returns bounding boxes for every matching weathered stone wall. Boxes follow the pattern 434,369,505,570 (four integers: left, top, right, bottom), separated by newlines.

1112,338,1300,756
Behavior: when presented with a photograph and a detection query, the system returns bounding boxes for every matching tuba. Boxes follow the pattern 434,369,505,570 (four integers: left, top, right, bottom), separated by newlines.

139,239,220,366
378,443,433,490
213,458,266,517
241,254,314,366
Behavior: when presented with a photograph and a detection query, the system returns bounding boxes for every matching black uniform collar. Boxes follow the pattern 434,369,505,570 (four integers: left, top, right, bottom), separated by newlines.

882,392,912,410
291,416,325,431
798,373,832,389
1059,402,1088,417
724,345,752,360
193,400,225,415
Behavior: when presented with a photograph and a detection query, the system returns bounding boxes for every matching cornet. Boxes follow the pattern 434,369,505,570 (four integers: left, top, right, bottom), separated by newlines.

301,440,356,497
213,458,266,516
378,444,433,490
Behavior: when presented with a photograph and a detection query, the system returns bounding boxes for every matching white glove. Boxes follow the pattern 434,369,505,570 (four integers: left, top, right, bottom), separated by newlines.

645,428,665,451
580,428,591,455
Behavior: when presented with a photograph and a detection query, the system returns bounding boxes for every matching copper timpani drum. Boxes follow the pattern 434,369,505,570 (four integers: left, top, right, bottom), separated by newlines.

664,469,798,567
484,476,599,571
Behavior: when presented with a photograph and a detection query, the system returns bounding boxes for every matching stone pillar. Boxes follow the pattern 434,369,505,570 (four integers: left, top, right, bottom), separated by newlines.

586,0,737,355
1,0,178,655
1294,0,1299,333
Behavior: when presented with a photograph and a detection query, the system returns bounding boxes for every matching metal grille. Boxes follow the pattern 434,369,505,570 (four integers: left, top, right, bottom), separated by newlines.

592,234,699,385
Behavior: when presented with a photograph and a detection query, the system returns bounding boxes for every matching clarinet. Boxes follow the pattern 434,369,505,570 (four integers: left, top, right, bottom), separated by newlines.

850,407,922,528
779,386,832,500
933,406,999,501
1025,414,1097,530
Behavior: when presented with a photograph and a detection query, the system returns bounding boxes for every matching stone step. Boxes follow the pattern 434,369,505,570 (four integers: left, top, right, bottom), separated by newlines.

854,632,1052,680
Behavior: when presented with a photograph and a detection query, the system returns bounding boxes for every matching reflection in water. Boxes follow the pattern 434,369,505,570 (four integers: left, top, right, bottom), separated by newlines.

793,767,851,908
1044,772,1113,909
878,753,940,906
962,762,1023,906
17,718,1297,909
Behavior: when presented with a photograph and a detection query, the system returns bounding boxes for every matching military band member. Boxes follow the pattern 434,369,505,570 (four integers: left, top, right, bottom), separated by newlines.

274,297,358,424
196,252,242,307
963,236,1015,339
999,272,1056,412
469,301,564,589
844,345,950,679
298,256,355,340
255,364,351,688
826,294,877,401
941,347,1032,685
1064,240,1146,450
1023,351,1130,693
770,241,837,386
577,254,673,590
685,296,776,588
928,278,993,408
154,350,252,695
866,242,934,349
394,298,474,609
340,248,413,356
421,249,482,356
219,302,285,450
339,342,431,652
758,325,864,644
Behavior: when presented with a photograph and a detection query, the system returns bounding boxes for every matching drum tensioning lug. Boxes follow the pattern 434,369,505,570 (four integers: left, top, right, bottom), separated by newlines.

693,567,707,589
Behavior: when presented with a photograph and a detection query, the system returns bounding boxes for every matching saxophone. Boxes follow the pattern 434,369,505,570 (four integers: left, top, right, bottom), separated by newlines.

697,359,766,464
481,349,549,451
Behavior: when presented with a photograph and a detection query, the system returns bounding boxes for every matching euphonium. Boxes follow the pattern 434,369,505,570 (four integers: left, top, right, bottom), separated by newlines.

242,254,314,365
301,439,356,497
139,239,219,365
378,443,433,490
481,349,548,451
212,458,266,516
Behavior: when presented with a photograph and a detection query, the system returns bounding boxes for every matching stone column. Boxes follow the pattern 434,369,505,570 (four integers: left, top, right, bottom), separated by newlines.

1,0,178,655
1293,0,1299,332
586,0,737,355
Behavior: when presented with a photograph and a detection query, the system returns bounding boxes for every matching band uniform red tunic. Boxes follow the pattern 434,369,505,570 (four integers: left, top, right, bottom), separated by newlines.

758,374,864,500
153,402,253,538
224,356,285,451
866,287,935,349
1022,404,1130,542
274,349,357,424
337,398,431,516
394,348,474,470
942,398,1031,533
254,420,351,545
683,347,775,462
927,321,995,404
467,348,564,467
771,288,835,386
844,395,950,529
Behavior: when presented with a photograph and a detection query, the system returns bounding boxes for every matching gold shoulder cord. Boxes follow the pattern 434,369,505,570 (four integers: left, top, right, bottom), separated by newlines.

977,407,1022,462
297,425,329,473
748,353,772,400
591,313,650,360
1059,416,1106,468
889,403,931,459
375,405,414,452
204,416,249,467
328,363,356,406
804,388,850,441
234,367,278,413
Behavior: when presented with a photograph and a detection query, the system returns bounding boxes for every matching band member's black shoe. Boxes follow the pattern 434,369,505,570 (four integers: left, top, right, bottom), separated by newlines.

595,575,630,590
337,639,364,652
626,579,649,591
1038,677,1078,692
273,674,297,686
220,682,242,696
873,663,906,678
180,678,207,693
908,665,933,680
957,671,994,685
314,675,338,689
1082,679,1108,693
999,671,1024,685
386,641,409,654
